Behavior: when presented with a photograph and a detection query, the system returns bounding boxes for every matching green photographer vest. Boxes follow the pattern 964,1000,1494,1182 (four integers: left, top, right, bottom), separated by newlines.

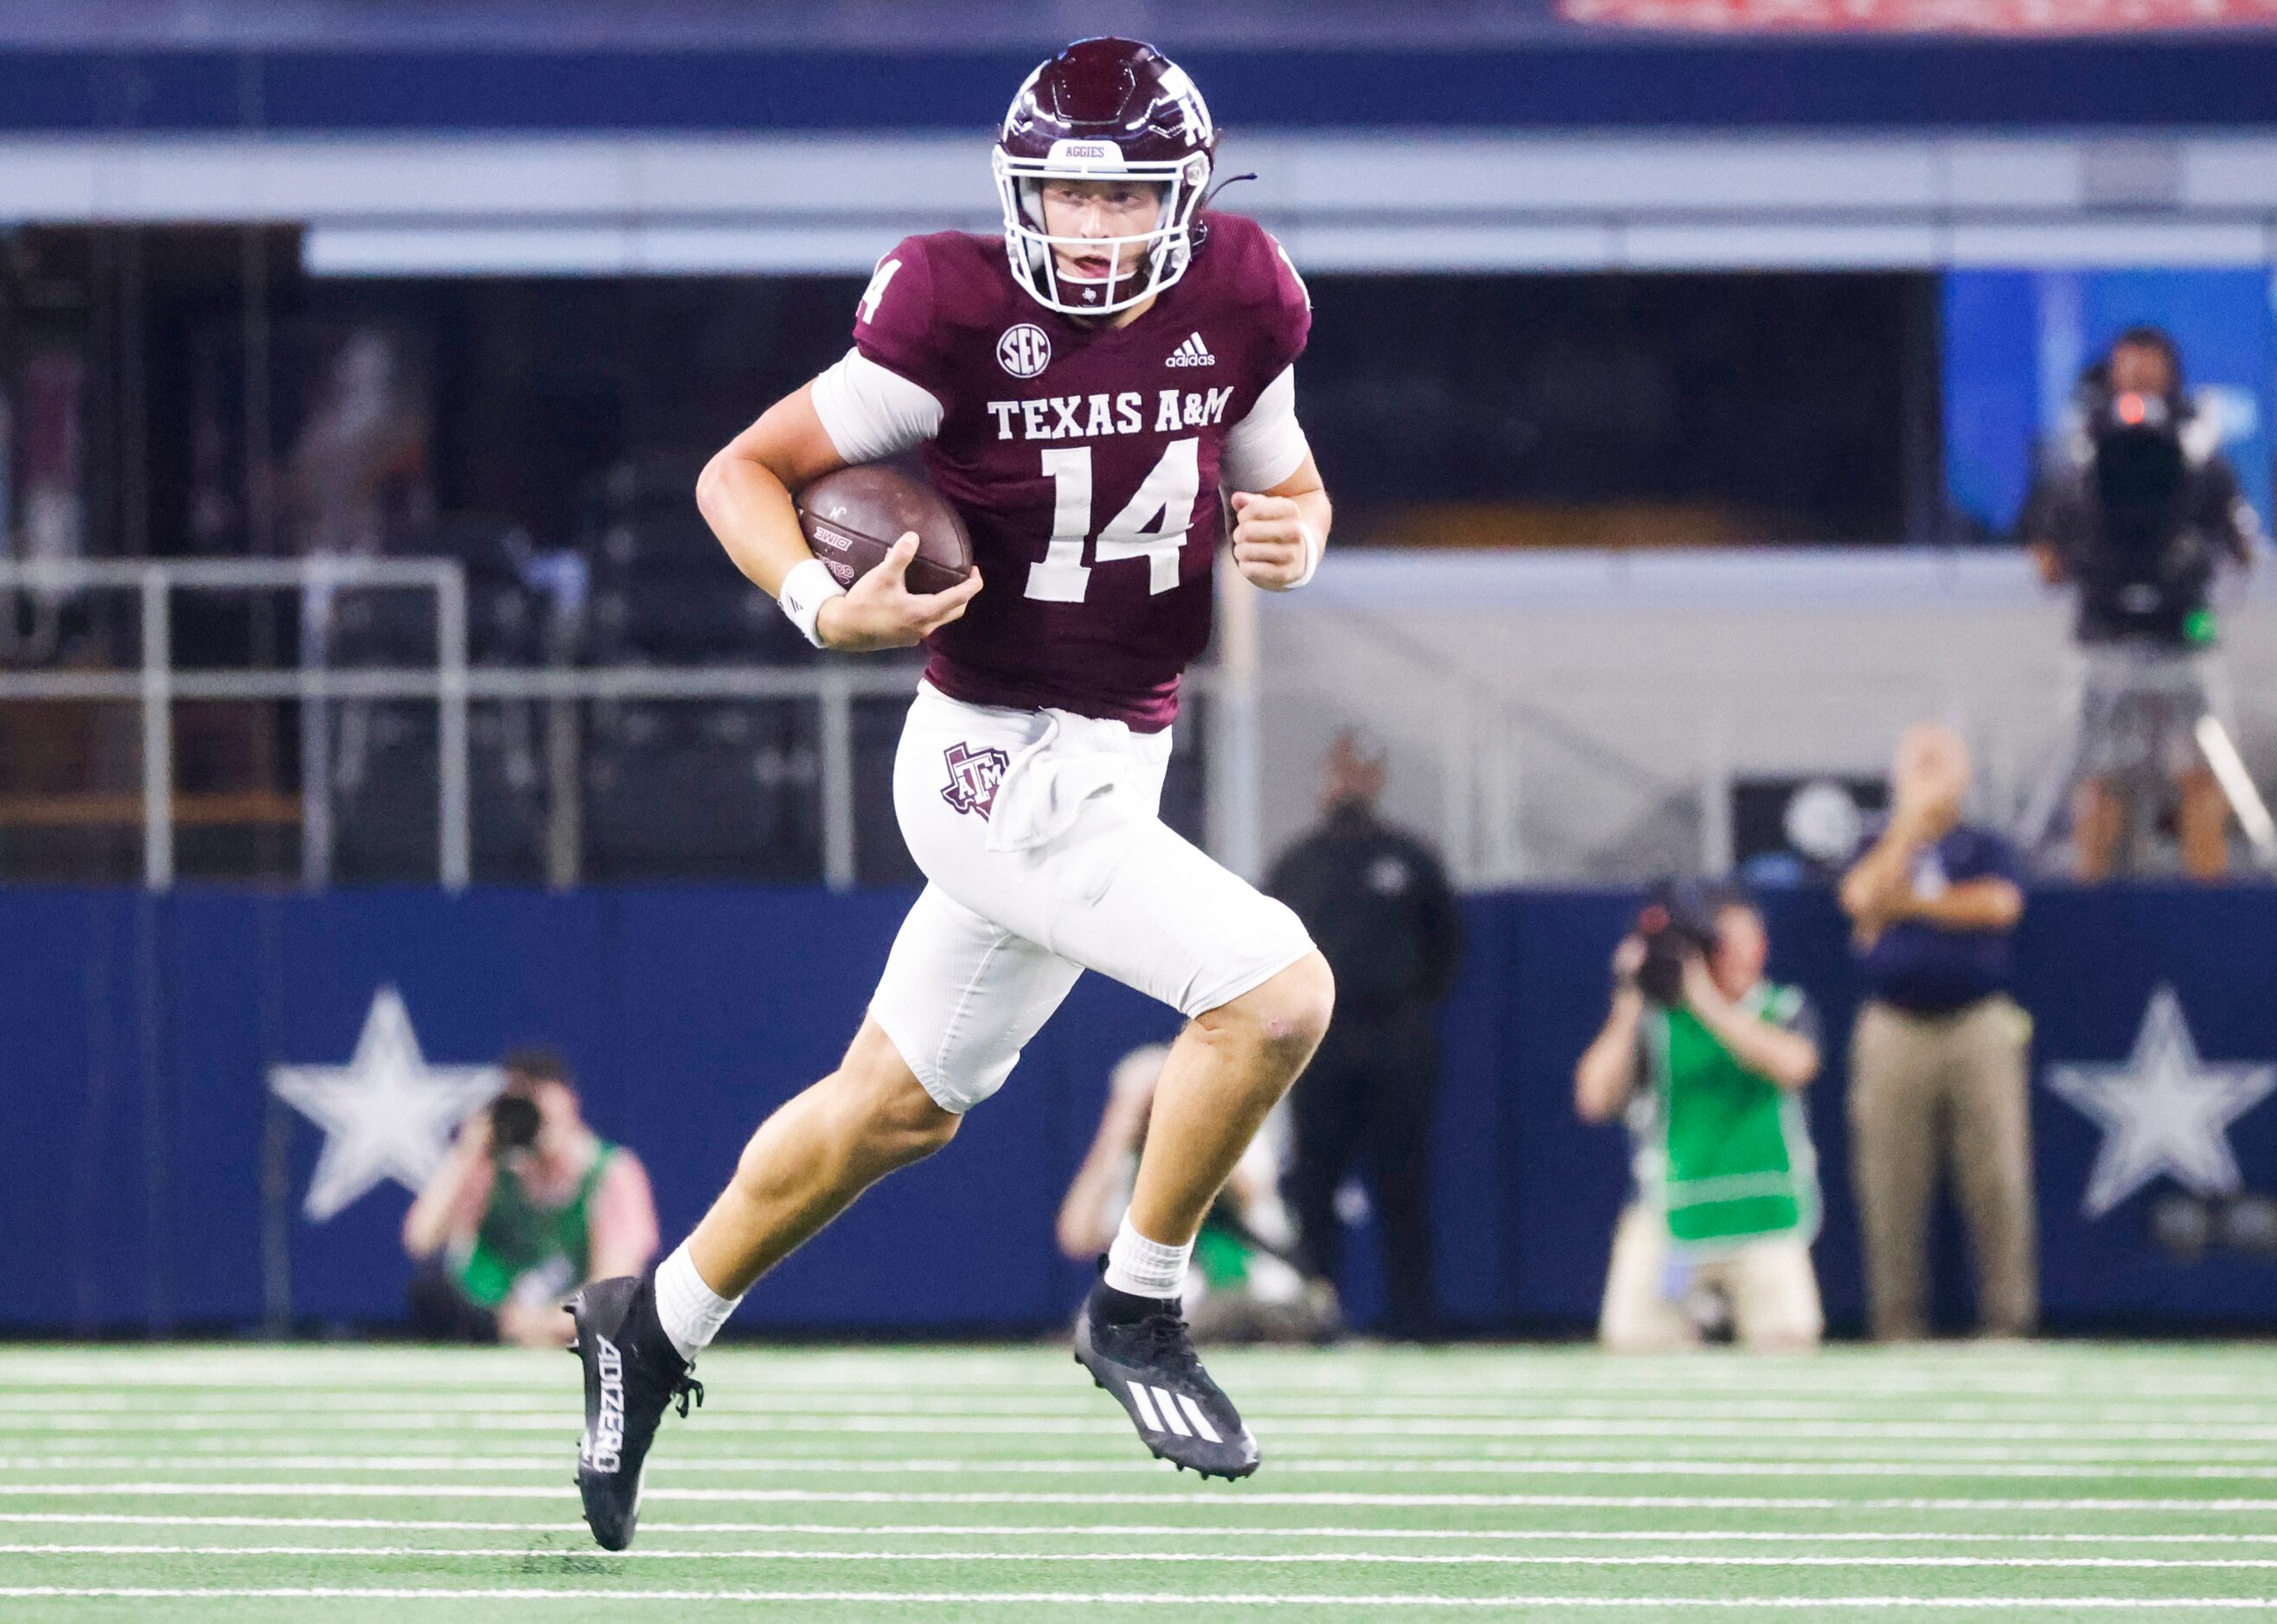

1640,984,1819,1252
451,1142,618,1310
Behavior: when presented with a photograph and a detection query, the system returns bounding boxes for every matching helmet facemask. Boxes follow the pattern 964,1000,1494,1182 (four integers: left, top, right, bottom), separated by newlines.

993,144,1211,318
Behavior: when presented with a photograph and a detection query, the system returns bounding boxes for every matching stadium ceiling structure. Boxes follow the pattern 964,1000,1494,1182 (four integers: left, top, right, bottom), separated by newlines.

3,131,2276,276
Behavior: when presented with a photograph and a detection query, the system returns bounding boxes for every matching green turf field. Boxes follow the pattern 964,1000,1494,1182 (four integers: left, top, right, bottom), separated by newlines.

0,1340,2271,1620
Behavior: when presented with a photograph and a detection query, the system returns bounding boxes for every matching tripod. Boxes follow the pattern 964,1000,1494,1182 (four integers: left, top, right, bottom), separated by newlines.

2018,649,2276,878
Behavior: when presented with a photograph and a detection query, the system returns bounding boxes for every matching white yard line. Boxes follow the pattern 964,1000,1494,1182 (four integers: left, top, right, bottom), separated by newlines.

14,1397,2277,1425
3,1483,2273,1512
90,1386,2248,1403
24,1436,2277,1470
0,1586,2272,1608
10,1372,2274,1399
27,1429,2277,1455
0,1348,2253,1365
19,1447,2277,1480
12,1453,2277,1479
3,1514,2276,1544
7,1542,2277,1570
4,1369,2272,1400
0,1399,2254,1423
22,1414,2277,1444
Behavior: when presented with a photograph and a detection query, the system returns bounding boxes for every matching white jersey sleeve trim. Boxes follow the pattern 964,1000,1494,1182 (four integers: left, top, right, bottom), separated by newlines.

1219,365,1310,495
809,348,945,464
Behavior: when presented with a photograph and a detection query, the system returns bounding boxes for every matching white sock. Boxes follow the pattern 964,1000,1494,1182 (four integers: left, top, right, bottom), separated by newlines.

653,1242,745,1362
1103,1215,1192,1301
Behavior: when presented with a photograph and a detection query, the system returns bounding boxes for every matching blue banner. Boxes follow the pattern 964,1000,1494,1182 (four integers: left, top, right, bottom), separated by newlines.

3,884,2271,1336
1943,268,2277,540
0,42,2273,135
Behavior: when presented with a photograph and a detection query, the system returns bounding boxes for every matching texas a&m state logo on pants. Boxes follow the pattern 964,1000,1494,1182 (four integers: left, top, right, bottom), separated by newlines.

940,741,1010,817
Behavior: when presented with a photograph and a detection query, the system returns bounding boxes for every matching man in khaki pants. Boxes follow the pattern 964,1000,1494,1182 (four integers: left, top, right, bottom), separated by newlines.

1841,725,2036,1340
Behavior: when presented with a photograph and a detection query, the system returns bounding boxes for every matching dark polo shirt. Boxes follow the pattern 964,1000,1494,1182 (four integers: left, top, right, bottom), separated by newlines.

1855,822,2022,1015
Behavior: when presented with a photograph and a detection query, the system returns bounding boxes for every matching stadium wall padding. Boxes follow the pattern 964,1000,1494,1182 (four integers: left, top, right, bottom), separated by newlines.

2,884,2272,1336
0,44,2274,134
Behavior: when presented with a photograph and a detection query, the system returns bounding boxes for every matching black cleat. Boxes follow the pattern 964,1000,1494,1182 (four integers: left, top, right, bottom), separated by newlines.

566,1273,702,1551
1074,1276,1259,1480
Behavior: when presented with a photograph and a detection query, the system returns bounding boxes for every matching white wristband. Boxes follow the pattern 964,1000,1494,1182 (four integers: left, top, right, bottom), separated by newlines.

778,557,847,649
1288,523,1323,589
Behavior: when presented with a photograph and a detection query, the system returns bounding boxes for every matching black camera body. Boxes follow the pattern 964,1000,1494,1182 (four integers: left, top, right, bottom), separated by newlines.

489,1092,541,1153
2073,385,2216,643
1634,880,1724,1005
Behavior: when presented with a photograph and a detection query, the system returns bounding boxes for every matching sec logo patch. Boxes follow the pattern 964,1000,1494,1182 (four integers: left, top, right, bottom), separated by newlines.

997,324,1052,379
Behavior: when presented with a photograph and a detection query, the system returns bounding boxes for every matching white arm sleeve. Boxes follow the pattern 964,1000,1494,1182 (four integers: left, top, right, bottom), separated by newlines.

1219,365,1311,494
809,348,945,464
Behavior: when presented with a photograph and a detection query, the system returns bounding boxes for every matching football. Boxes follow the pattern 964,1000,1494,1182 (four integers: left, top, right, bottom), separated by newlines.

796,464,974,595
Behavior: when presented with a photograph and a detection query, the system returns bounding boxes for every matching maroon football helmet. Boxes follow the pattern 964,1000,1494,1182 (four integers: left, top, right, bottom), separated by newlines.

992,37,1217,316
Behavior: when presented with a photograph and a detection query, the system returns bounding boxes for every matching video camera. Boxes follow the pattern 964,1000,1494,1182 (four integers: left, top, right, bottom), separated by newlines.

2071,371,2217,643
1633,879,1726,1006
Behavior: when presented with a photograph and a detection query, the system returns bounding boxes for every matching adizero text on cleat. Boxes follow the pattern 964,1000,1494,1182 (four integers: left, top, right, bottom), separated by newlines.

567,1273,702,1551
1074,1278,1259,1480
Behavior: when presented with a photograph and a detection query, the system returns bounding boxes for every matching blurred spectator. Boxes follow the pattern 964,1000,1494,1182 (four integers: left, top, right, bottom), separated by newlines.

1841,723,2035,1342
1057,1044,1338,1345
1267,731,1464,1339
283,327,432,559
2021,326,2262,880
403,1047,658,1347
1575,886,1823,1353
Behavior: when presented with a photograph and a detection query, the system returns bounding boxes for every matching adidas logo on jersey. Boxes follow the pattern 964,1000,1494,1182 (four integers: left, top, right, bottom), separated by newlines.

1164,332,1217,368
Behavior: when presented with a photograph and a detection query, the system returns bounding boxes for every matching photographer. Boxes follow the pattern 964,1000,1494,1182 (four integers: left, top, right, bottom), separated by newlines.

1574,884,1823,1353
402,1047,659,1347
2022,326,2263,880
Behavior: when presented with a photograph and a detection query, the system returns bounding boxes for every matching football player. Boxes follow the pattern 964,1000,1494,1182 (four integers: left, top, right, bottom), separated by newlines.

567,36,1335,1549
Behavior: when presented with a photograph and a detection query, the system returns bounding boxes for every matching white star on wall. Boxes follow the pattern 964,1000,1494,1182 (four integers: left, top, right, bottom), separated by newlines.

269,988,505,1223
2046,985,2276,1220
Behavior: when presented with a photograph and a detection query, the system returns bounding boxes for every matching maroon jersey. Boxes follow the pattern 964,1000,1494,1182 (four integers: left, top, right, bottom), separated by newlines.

853,211,1310,730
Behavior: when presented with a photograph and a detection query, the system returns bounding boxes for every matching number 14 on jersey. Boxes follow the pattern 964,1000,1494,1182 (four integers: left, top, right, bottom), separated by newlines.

1027,438,1201,604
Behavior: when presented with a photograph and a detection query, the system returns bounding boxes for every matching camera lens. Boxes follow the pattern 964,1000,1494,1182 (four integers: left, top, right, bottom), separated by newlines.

489,1094,541,1152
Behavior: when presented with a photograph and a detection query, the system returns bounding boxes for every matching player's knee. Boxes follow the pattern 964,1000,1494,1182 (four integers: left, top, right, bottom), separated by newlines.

868,1082,962,1166
831,1022,962,1166
1206,951,1334,1074
1257,951,1336,1056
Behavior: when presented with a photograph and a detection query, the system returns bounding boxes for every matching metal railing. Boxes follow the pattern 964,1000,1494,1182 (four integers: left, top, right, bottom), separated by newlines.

0,557,1254,892
0,558,468,889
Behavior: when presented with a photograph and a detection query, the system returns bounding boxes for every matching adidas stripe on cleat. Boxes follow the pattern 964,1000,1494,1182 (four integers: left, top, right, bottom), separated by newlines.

1126,1378,1225,1442
1073,1276,1258,1480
